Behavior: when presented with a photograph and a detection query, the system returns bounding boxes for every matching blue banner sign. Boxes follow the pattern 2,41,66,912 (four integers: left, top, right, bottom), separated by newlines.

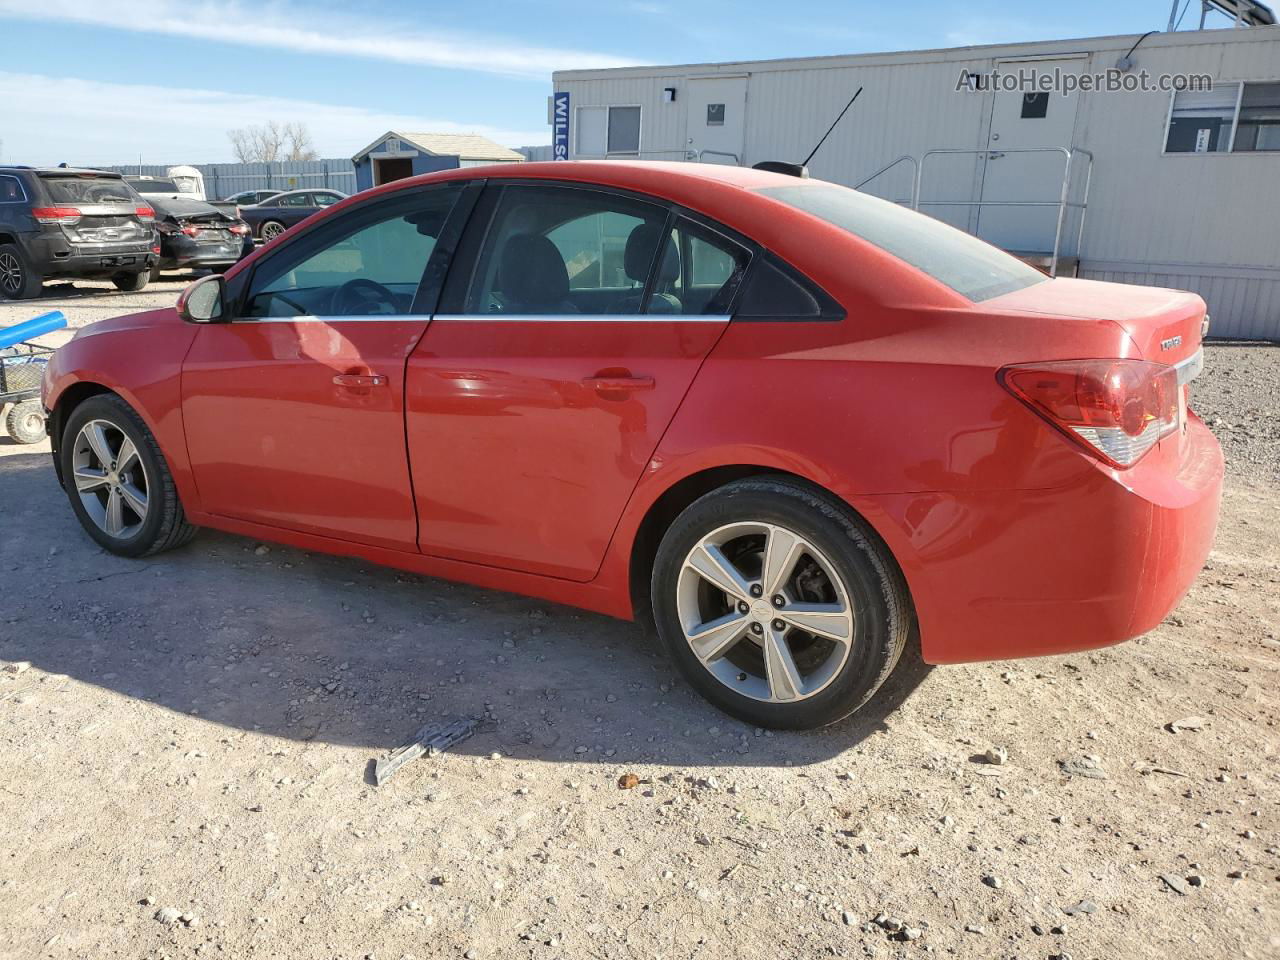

553,92,570,160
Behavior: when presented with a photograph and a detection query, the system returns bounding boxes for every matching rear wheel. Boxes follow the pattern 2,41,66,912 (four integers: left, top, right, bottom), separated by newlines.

60,394,197,557
112,271,149,292
0,243,42,300
5,400,45,444
259,220,286,241
651,477,912,729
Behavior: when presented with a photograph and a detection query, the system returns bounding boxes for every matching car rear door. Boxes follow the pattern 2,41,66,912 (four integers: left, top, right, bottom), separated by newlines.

405,182,752,581
181,182,473,550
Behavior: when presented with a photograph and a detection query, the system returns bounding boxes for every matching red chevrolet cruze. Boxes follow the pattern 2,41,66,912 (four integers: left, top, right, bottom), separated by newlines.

42,162,1222,729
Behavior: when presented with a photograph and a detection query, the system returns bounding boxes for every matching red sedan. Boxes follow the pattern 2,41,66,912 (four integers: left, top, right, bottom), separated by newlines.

41,162,1222,729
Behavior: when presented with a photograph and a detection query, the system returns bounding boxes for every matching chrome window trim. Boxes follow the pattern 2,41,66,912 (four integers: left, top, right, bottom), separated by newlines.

431,313,730,324
1175,347,1204,387
230,314,434,324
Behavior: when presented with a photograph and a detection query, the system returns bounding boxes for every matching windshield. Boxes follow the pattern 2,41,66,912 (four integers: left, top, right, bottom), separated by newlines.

43,176,137,204
128,179,180,194
756,183,1046,302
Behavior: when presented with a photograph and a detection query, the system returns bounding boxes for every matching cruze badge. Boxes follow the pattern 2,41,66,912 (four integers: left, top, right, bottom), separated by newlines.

1161,335,1182,351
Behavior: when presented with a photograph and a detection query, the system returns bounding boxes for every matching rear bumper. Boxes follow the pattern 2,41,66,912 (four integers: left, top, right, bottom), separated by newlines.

32,238,156,276
867,413,1223,664
159,235,243,270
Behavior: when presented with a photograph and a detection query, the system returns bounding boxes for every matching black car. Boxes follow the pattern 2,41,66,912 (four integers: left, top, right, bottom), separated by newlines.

224,189,282,207
149,197,254,281
0,167,157,299
239,189,346,241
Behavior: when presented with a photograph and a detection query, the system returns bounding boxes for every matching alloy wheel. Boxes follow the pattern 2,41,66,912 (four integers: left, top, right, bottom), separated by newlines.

261,222,284,241
676,521,855,703
0,251,22,295
70,419,150,538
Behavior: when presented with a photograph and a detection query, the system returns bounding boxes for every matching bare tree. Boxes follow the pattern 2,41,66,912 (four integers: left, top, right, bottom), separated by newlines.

228,121,319,163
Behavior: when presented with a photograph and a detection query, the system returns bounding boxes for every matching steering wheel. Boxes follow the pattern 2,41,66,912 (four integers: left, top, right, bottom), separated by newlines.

332,278,400,316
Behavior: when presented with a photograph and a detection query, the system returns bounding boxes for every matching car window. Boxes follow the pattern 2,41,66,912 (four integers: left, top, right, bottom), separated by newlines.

0,176,26,203
465,184,668,315
314,193,341,207
279,193,311,207
735,254,844,321
41,176,136,204
645,217,751,316
243,186,462,318
756,183,1045,303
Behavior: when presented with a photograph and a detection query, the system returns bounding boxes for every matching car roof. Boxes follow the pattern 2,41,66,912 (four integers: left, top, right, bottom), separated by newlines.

1,166,125,177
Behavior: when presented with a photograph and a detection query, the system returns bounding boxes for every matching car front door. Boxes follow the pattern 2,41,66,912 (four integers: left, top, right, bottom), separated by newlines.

405,182,752,581
182,182,471,550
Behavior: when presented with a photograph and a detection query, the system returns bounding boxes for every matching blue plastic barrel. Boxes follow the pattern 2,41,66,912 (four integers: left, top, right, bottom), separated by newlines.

0,311,67,350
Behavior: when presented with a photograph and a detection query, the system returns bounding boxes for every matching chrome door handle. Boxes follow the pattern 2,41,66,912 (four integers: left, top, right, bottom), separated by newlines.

583,375,655,393
333,374,387,388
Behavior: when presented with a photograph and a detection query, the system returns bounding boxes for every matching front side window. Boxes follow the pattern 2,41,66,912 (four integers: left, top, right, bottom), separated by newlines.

243,186,461,318
465,185,667,315
757,183,1045,303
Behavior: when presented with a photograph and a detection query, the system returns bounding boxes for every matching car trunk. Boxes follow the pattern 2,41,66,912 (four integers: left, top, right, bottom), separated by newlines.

991,277,1206,366
992,276,1208,468
152,197,245,246
37,174,151,250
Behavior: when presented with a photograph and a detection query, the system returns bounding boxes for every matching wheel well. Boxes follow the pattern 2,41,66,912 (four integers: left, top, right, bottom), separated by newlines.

49,383,114,471
628,465,807,624
627,465,918,633
0,233,16,246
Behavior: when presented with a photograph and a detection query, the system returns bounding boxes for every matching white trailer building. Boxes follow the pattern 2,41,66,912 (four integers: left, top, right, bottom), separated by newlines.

552,21,1280,339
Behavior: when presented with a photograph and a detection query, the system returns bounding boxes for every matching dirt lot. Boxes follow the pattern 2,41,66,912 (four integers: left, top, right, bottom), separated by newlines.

1,292,1277,959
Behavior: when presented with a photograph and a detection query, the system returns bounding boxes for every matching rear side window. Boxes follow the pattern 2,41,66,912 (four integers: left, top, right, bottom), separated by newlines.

0,176,26,203
756,184,1045,302
130,179,179,195
736,255,843,321
42,176,136,204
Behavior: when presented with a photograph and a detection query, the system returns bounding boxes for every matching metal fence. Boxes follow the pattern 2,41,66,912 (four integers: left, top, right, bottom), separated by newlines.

98,159,358,200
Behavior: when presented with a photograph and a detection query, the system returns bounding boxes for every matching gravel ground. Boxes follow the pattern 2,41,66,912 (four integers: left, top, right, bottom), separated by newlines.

1195,342,1280,484
1,293,1277,960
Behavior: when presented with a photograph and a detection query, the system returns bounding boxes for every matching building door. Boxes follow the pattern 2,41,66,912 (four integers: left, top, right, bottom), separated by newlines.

976,57,1083,254
375,157,414,185
685,77,748,165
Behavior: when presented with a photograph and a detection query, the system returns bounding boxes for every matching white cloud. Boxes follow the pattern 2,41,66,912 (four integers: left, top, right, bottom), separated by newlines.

0,72,549,166
0,0,637,78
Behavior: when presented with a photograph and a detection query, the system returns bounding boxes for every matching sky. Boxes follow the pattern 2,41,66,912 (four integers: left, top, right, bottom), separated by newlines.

0,0,1223,166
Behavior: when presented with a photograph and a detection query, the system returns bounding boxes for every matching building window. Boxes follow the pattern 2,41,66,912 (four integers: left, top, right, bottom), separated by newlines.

1165,82,1280,153
706,103,726,126
1020,92,1049,119
574,105,641,156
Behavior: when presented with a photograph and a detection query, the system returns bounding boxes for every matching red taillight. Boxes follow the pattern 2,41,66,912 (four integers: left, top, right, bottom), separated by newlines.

181,225,202,238
228,223,250,236
135,205,155,222
31,206,82,224
1000,359,1179,468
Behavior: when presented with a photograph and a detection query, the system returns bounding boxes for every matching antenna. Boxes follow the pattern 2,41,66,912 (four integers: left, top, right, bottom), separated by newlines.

802,87,862,167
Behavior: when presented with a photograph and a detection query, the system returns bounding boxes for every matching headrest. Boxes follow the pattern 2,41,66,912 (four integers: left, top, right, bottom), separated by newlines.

624,222,679,284
498,234,570,308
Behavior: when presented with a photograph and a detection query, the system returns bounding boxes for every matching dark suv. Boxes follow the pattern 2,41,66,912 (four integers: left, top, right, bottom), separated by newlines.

0,167,158,299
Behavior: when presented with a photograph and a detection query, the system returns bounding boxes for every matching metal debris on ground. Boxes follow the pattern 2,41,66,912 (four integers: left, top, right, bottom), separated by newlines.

374,717,477,786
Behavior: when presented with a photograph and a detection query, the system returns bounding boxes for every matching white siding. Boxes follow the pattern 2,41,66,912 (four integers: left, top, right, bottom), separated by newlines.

555,28,1280,340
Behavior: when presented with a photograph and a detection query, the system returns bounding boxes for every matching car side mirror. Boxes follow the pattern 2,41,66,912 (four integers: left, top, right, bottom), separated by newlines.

178,274,226,323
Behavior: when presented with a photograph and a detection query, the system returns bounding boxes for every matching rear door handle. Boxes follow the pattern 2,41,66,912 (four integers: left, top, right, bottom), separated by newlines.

333,374,387,388
583,375,655,393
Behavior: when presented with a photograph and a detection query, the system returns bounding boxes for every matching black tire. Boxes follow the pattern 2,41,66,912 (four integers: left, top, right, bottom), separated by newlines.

5,399,46,444
0,242,43,300
112,271,149,292
651,477,913,730
59,394,197,557
259,220,286,241
149,265,163,283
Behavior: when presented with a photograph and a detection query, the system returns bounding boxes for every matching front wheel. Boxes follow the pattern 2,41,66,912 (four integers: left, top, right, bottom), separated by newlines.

60,394,197,557
5,399,46,444
651,477,913,729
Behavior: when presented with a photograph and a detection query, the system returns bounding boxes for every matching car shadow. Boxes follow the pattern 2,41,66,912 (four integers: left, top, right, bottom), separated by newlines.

0,450,935,769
